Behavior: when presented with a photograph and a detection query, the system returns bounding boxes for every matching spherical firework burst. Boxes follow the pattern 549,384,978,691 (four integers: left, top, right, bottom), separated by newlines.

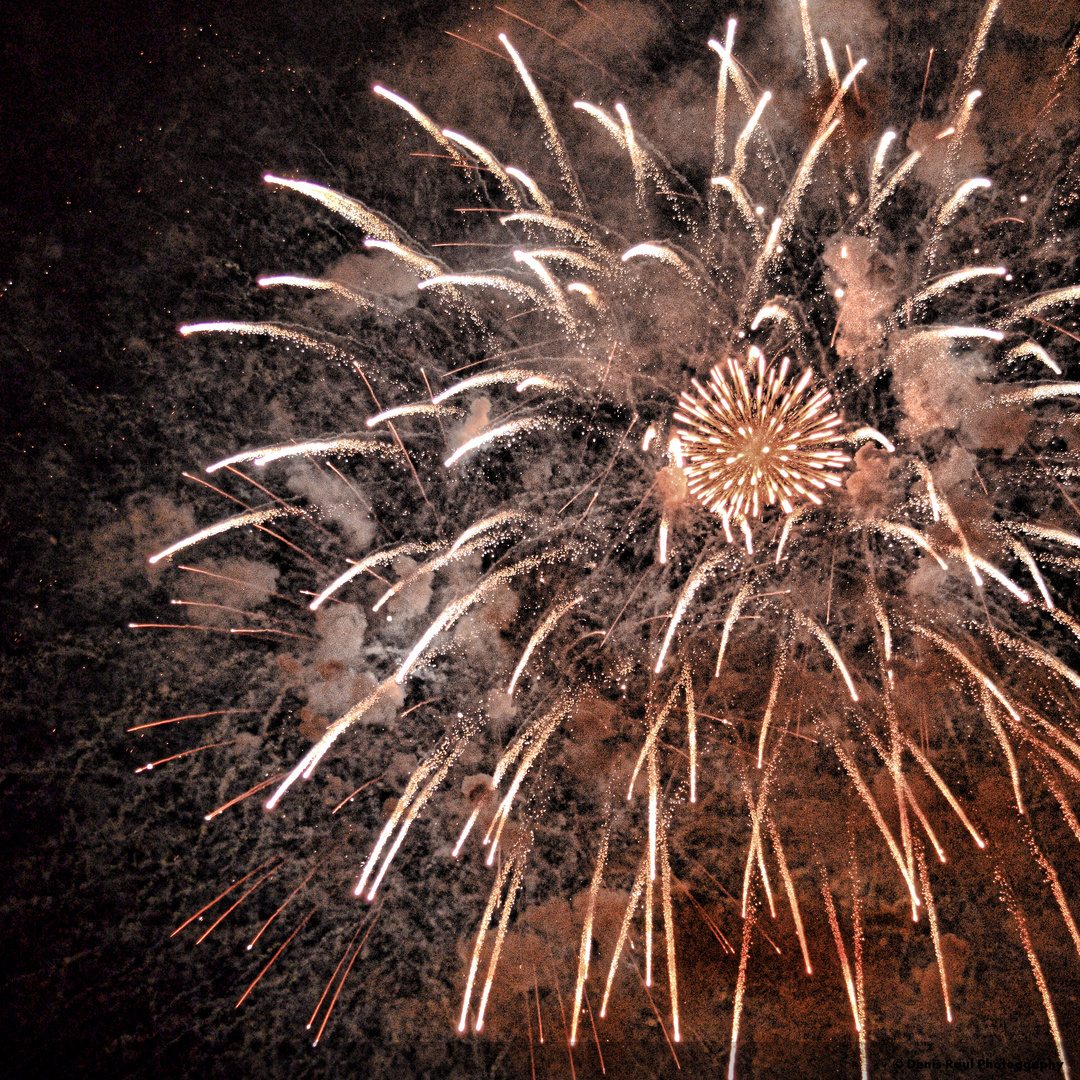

137,1,1080,1076
674,350,849,530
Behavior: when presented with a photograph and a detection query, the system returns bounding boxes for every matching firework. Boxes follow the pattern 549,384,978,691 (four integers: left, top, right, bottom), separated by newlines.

139,2,1080,1076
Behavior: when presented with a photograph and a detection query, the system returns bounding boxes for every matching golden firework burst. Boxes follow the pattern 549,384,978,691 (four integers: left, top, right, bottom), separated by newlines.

674,348,849,534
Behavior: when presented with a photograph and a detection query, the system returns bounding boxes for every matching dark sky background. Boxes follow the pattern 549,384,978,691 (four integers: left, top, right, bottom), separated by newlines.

4,1,1080,1079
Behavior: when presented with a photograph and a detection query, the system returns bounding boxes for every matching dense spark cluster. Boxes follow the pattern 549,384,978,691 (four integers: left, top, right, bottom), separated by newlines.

138,1,1080,1076
674,350,848,530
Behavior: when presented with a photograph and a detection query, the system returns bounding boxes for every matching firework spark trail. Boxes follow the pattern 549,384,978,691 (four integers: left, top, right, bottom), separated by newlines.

148,507,302,564
372,511,529,613
570,829,609,1046
727,892,757,1080
820,868,861,1034
600,853,649,1019
205,437,402,474
475,847,528,1033
996,871,1072,1080
309,541,434,611
507,593,584,697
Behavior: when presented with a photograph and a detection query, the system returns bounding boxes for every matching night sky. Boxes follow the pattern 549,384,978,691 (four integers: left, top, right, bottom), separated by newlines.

4,2,1080,1078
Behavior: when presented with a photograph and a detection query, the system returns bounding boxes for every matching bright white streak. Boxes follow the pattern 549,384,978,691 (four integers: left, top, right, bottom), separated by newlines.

570,831,609,1046
309,542,432,611
656,552,729,672
444,417,559,468
507,595,583,697
149,507,298,564
852,427,896,453
205,438,399,473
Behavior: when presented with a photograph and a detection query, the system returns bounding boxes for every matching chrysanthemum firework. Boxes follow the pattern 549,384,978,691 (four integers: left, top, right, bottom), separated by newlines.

138,1,1080,1075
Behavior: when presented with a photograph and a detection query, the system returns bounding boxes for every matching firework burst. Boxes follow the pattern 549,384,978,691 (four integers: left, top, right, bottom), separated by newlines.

139,1,1080,1075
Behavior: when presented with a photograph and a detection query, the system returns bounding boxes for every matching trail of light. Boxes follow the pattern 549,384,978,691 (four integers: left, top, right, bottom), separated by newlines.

311,902,382,1046
715,581,753,675
852,881,868,1079
756,642,787,769
361,238,446,280
1024,820,1080,962
965,554,1030,603
397,552,568,685
994,383,1080,406
583,988,605,1075
656,551,729,673
431,367,567,404
178,321,350,366
872,516,950,570
204,772,287,821
906,266,1006,317
257,274,378,312
797,1,817,84
727,895,756,1080
957,0,1001,101
731,92,771,184
995,285,1080,329
264,174,400,242
249,867,317,951
600,854,648,1018
935,177,992,235
505,166,554,214
682,664,698,802
627,677,683,800
444,417,560,467
570,830,609,1045
484,699,572,863
1007,522,1080,550
767,814,812,974
646,749,657,983
995,872,1072,1080
442,129,525,210
374,512,527,613
310,541,433,611
829,737,919,906
801,616,859,701
476,848,528,1032
862,148,922,226
869,131,897,201
659,514,669,564
172,859,278,938
148,507,299,564
372,84,467,165
740,759,778,919
419,273,543,306
680,882,734,954
660,824,681,1042
128,707,256,733
916,843,952,1022
365,403,452,427
1005,341,1063,375
500,34,587,215
615,103,647,208
135,739,236,774
265,676,401,809
362,727,474,901
206,437,400,474
352,734,456,898
709,18,736,188
1007,538,1054,607
900,732,987,847
499,211,597,248
710,176,765,239
235,906,318,1009
508,594,583,697
514,249,572,321
820,871,860,1032
308,918,368,1030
